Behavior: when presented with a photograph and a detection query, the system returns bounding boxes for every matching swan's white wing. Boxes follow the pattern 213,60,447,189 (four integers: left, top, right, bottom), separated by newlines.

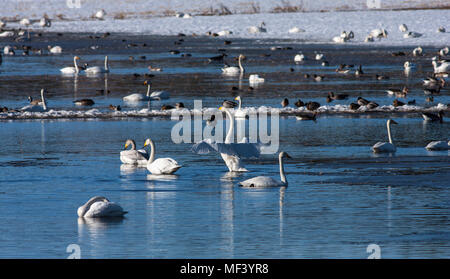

239,176,284,188
372,142,396,153
120,149,149,164
85,202,126,217
147,158,181,174
150,91,170,100
191,139,220,154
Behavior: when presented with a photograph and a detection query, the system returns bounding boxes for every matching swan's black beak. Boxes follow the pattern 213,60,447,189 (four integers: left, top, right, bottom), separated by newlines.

286,153,292,159
391,120,398,125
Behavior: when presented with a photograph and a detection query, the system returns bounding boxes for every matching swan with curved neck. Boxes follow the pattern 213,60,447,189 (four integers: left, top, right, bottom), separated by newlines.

143,138,181,174
372,119,398,153
77,196,127,218
239,152,291,187
222,54,244,75
432,60,450,73
85,56,110,74
191,106,261,172
60,56,81,74
123,81,151,102
120,139,149,165
234,96,247,118
21,89,47,112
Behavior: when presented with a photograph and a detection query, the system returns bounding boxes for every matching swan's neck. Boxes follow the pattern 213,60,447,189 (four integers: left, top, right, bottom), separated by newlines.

40,90,47,110
148,139,155,163
224,109,234,143
78,196,108,217
104,56,109,70
238,56,244,73
387,121,393,144
279,155,287,184
74,57,79,73
146,84,151,97
238,98,242,110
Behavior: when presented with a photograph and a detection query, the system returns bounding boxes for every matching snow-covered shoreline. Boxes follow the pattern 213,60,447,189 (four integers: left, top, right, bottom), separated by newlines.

2,8,450,47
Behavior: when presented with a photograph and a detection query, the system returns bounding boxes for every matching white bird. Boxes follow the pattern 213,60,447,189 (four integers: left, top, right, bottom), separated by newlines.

77,196,127,218
372,119,398,153
120,139,149,165
439,47,449,56
0,20,6,28
144,138,182,175
248,22,266,33
191,106,261,172
432,60,450,73
234,96,247,119
39,17,51,27
149,82,170,100
288,27,305,34
95,9,106,20
19,18,31,26
404,61,416,71
412,46,423,56
399,24,408,33
0,31,14,38
249,74,264,84
85,55,110,74
294,53,305,62
370,28,388,39
239,152,291,188
3,45,15,55
315,53,324,60
425,141,450,151
21,89,48,112
60,56,82,74
403,31,422,38
217,30,232,36
48,45,62,54
123,80,161,102
222,54,244,75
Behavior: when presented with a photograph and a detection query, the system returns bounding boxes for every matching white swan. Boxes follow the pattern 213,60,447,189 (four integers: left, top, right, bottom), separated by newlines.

95,9,106,20
288,27,305,34
248,22,266,33
294,53,305,62
191,106,261,172
234,96,247,119
239,152,291,188
249,74,264,84
123,81,151,102
85,56,110,74
19,18,31,26
425,141,450,151
144,138,182,174
39,17,51,27
0,31,14,38
120,139,149,165
315,53,324,60
217,30,233,36
60,56,81,74
432,60,450,73
370,28,388,39
412,46,423,56
222,54,244,75
21,89,48,112
399,24,408,33
77,196,127,218
372,119,398,153
439,47,449,56
404,61,416,71
48,45,62,54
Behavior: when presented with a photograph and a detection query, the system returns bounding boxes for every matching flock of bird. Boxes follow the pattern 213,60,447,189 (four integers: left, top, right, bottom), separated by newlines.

1,13,449,218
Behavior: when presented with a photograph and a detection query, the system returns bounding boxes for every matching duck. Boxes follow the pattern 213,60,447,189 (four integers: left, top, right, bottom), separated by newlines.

222,99,238,108
294,99,305,107
370,28,388,39
437,27,446,33
281,98,289,108
328,92,349,100
109,104,121,111
296,112,317,121
399,24,408,33
306,101,320,111
349,103,361,111
39,16,51,27
73,99,95,106
77,196,127,218
357,97,370,106
422,111,444,123
393,99,405,107
403,31,422,38
366,101,379,109
355,65,364,76
386,86,408,97
313,74,324,82
375,74,389,80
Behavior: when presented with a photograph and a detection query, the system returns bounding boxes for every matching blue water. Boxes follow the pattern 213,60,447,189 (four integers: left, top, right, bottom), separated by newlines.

0,116,448,258
0,36,449,258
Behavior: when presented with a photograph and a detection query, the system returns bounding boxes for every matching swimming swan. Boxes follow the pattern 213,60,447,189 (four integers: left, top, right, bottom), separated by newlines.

144,138,182,174
234,96,247,118
77,196,127,218
222,54,244,75
425,141,450,151
239,152,291,187
191,106,261,172
120,139,149,165
60,56,81,74
85,56,110,74
371,119,398,153
123,81,152,102
21,89,48,112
